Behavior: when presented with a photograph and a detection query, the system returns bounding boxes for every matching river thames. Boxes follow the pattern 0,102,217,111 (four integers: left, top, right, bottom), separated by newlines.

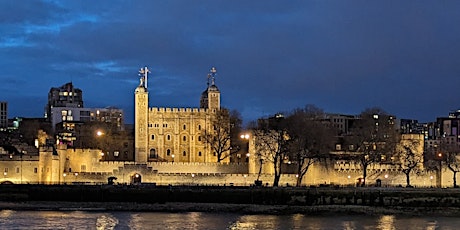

0,210,459,229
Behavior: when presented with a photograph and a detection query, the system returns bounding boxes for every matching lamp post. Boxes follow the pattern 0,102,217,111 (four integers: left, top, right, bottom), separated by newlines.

240,133,250,163
437,152,442,188
63,173,67,184
172,154,175,163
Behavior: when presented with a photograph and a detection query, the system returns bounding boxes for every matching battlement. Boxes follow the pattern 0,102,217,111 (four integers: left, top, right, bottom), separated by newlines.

149,107,209,113
0,155,39,161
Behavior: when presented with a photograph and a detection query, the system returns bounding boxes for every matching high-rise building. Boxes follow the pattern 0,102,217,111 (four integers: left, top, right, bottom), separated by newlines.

45,82,83,120
0,102,7,130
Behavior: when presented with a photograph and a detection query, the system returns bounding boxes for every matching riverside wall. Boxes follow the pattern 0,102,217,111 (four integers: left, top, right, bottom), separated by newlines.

2,185,460,212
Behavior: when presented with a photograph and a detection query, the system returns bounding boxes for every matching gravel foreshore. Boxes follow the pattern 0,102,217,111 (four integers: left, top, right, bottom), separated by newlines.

1,201,460,216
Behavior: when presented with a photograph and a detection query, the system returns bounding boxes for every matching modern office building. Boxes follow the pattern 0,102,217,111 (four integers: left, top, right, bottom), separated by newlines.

45,82,83,121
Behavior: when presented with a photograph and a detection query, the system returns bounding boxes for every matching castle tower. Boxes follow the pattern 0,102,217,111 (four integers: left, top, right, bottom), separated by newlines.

200,67,221,111
134,67,150,163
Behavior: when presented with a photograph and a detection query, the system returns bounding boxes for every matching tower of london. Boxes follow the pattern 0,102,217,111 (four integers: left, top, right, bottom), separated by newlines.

134,67,226,163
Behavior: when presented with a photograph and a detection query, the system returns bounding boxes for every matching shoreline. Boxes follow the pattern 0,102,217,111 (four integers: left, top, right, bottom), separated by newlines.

1,201,459,216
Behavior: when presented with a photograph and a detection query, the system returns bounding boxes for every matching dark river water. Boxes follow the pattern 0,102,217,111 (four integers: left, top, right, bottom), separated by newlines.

0,210,458,229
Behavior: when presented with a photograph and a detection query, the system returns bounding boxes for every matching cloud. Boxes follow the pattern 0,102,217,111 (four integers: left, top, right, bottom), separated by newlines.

2,0,460,124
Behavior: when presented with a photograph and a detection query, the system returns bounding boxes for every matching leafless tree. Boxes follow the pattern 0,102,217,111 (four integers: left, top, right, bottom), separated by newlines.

202,108,241,162
397,136,423,187
347,108,400,186
285,105,337,186
437,138,460,188
252,114,290,186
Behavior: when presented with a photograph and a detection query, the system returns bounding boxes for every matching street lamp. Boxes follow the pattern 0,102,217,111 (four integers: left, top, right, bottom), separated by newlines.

437,152,443,188
63,173,67,184
172,154,175,163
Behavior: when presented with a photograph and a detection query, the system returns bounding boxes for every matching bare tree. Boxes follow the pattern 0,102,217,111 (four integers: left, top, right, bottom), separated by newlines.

437,138,460,188
253,114,290,186
285,105,336,186
202,108,240,162
397,135,423,187
347,108,400,186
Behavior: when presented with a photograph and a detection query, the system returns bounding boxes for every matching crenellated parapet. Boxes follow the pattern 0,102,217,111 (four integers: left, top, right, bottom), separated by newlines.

149,107,210,114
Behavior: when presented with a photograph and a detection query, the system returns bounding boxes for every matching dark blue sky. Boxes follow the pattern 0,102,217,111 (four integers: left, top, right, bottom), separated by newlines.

1,1,460,124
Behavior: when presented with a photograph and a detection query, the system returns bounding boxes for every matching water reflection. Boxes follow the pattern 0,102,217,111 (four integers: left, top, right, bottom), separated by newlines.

0,211,459,229
96,214,118,230
377,215,395,230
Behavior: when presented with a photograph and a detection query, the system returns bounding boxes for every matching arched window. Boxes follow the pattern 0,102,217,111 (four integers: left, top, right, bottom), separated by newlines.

151,135,155,140
149,149,157,158
166,149,171,156
183,151,186,156
183,136,186,141
198,125,201,130
198,151,202,156
198,136,202,141
183,124,186,130
167,135,171,140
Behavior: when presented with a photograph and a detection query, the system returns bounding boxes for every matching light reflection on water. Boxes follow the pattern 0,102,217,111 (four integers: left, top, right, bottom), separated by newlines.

0,210,459,229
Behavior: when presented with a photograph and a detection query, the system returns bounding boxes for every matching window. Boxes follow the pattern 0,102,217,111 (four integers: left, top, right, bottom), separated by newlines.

151,135,155,140
81,165,87,172
34,168,37,173
183,151,186,156
183,136,186,141
183,124,186,130
198,125,201,130
167,135,171,141
198,136,202,141
16,167,19,173
198,151,202,156
166,149,171,156
150,149,157,158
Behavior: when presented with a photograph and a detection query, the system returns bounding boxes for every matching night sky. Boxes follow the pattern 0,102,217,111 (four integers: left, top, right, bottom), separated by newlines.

1,1,460,124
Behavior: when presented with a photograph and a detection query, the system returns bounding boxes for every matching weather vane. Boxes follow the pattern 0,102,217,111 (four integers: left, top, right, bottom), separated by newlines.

138,66,150,88
209,66,217,86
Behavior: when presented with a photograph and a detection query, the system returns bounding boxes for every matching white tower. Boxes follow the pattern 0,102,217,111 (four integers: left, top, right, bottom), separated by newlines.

134,67,150,163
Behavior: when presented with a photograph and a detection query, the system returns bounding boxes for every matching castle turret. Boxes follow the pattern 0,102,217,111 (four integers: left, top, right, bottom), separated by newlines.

135,67,150,163
200,67,220,111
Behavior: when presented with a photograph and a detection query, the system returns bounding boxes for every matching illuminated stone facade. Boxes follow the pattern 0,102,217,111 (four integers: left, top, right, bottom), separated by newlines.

134,67,225,164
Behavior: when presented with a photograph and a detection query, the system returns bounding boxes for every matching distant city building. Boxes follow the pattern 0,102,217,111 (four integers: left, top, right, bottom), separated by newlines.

0,102,7,130
50,107,124,131
400,119,424,134
325,114,358,135
45,82,83,120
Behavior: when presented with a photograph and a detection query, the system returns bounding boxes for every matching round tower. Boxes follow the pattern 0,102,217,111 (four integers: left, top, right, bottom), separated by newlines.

134,67,149,163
